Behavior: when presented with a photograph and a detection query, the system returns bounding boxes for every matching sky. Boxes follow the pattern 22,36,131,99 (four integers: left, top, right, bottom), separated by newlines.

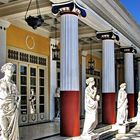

120,0,140,25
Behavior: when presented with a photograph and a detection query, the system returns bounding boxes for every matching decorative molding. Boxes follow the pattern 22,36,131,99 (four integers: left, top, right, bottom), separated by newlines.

120,47,137,54
96,30,119,41
81,50,87,57
52,0,86,17
25,35,35,50
80,0,140,49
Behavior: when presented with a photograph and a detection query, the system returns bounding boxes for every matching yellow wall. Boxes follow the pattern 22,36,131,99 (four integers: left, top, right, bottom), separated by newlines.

7,25,50,56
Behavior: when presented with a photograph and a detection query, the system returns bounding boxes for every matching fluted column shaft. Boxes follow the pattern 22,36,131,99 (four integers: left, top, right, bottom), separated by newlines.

124,52,134,118
60,14,79,90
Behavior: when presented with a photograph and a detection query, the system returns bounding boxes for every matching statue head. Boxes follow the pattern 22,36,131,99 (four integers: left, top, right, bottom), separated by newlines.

120,83,126,89
86,77,95,86
96,94,100,101
1,63,15,78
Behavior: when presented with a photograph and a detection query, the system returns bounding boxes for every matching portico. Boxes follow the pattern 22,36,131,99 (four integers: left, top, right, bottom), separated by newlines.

0,0,140,139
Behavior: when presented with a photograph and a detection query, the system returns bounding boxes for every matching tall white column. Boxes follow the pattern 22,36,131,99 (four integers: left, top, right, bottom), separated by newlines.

96,30,119,124
81,51,87,116
123,47,135,118
52,1,86,136
0,19,10,78
124,53,134,93
60,14,79,91
102,39,115,93
49,39,57,120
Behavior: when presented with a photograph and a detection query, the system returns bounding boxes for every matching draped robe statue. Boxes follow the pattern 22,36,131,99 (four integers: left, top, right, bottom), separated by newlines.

29,89,36,114
81,77,100,138
0,63,20,140
137,91,140,124
116,83,128,125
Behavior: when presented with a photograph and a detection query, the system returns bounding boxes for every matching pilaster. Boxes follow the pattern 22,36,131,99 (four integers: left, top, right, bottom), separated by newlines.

0,19,10,78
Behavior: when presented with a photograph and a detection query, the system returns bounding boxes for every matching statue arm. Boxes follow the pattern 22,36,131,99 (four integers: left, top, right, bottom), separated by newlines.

86,86,97,99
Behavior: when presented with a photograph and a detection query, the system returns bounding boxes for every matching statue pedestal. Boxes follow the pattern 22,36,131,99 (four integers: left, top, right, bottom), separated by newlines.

117,123,129,134
54,117,60,122
137,116,140,125
80,134,99,140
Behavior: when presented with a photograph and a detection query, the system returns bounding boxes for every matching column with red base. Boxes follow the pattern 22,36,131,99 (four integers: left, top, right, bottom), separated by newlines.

123,47,136,118
52,1,86,137
96,31,119,124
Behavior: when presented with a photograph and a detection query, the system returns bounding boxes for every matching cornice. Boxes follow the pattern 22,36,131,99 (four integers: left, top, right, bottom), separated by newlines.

80,0,140,49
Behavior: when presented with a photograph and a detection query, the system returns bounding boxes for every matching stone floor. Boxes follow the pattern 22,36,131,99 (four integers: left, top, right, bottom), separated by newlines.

113,125,140,140
1,119,140,140
40,123,140,140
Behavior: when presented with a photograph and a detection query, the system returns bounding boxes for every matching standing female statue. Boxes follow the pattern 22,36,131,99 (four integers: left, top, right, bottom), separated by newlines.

0,63,20,140
137,91,140,124
81,77,100,137
29,89,36,114
116,83,128,125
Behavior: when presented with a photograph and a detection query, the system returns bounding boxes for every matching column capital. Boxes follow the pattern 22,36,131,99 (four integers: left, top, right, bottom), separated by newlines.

81,50,87,57
0,19,10,30
96,30,119,41
120,47,137,54
52,0,86,17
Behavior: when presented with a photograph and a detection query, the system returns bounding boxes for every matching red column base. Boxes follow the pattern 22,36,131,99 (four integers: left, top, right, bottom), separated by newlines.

102,93,116,124
128,94,134,118
60,91,80,137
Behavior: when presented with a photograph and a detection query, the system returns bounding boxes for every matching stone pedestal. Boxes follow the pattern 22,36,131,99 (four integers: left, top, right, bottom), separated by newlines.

80,134,99,140
66,134,99,140
117,123,130,134
137,119,140,125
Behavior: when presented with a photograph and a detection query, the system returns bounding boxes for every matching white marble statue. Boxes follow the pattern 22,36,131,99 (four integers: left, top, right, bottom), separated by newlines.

116,83,128,125
137,91,140,124
81,77,100,138
55,88,60,118
29,89,36,114
0,63,20,140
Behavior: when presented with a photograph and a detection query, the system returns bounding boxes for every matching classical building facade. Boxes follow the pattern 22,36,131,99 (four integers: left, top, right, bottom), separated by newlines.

0,0,140,139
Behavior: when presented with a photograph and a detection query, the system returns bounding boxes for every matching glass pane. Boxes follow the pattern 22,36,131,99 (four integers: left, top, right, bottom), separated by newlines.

39,69,44,77
21,76,27,85
57,72,60,79
57,80,60,87
57,61,60,68
21,96,27,104
13,64,17,74
39,96,44,104
21,86,27,95
39,105,44,113
20,66,27,75
40,78,44,86
40,87,44,95
12,75,16,84
30,68,36,76
21,106,27,114
30,77,36,85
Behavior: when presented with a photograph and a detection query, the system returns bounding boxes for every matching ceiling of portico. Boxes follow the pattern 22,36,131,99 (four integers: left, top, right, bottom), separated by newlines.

0,0,102,56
